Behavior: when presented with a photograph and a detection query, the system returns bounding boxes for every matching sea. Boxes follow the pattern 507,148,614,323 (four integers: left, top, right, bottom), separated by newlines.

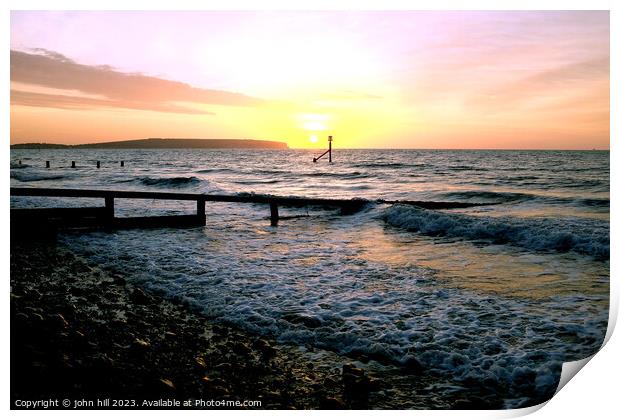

10,148,610,408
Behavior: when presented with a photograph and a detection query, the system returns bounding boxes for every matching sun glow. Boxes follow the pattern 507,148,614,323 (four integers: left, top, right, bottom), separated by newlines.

309,134,318,143
299,113,329,133
302,121,327,131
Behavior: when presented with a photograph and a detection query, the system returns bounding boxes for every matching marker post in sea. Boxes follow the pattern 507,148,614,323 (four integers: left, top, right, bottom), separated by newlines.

313,135,333,163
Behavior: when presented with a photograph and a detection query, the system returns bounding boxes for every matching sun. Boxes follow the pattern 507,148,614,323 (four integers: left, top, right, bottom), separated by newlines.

309,134,318,143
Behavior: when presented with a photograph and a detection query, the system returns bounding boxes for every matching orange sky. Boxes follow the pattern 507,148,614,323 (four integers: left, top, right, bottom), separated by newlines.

10,11,610,149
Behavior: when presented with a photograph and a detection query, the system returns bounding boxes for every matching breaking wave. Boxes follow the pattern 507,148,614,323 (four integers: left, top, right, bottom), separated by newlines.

383,205,609,260
437,190,609,209
437,190,534,203
132,176,202,188
10,171,67,182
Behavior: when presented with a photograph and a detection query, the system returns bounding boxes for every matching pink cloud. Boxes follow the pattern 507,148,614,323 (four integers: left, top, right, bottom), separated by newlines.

10,49,267,114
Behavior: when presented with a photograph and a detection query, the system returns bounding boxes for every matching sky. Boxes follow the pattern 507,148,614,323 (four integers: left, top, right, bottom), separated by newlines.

10,11,610,149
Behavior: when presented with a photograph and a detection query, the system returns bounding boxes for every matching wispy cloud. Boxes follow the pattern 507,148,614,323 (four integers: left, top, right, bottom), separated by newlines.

10,89,214,115
464,57,609,115
10,49,267,114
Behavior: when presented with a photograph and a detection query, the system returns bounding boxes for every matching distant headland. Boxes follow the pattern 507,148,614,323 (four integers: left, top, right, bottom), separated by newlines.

10,138,289,150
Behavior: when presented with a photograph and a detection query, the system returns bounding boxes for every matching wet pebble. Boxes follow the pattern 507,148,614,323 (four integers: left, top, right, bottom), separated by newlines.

232,342,251,355
110,275,126,286
320,396,346,409
402,355,423,374
130,288,151,305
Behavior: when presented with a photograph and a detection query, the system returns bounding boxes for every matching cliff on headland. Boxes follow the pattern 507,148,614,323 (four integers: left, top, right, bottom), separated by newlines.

10,138,289,150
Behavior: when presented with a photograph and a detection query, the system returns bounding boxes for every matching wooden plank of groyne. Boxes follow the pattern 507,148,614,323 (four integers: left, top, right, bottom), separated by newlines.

10,187,486,210
11,207,107,219
10,208,205,230
112,214,205,229
9,187,370,210
11,187,204,201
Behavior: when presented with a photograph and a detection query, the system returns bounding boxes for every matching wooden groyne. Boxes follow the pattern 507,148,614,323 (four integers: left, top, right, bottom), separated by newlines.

10,187,487,233
10,187,368,230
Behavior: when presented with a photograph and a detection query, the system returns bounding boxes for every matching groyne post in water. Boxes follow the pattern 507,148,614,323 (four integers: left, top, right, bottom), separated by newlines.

121,161,124,167
97,161,101,169
71,161,76,168
18,160,22,165
197,198,206,225
46,161,50,168
104,194,114,223
270,202,279,226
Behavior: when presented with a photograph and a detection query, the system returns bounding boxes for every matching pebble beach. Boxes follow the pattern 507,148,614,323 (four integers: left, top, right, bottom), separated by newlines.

11,238,501,410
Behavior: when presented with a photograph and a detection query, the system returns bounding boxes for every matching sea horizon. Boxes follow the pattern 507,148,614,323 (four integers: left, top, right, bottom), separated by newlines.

9,143,612,152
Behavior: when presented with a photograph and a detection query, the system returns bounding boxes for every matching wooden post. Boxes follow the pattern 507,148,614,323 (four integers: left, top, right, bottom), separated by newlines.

270,202,279,226
71,161,76,168
121,160,124,167
18,160,22,165
196,199,206,225
328,135,333,163
104,195,114,224
97,161,101,168
46,161,50,168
